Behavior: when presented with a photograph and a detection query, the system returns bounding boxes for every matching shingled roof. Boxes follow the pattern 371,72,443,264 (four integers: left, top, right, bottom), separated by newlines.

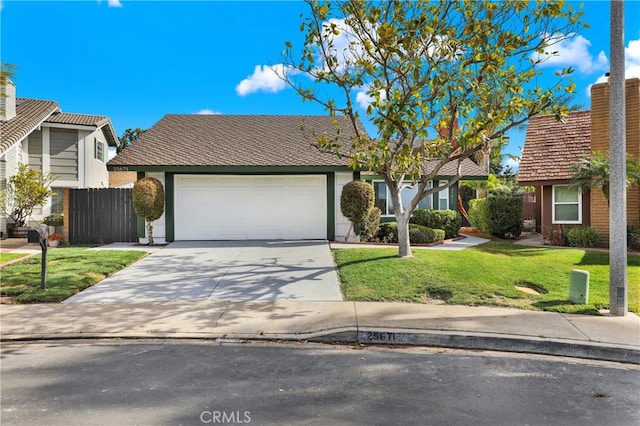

0,98,59,155
108,115,364,168
518,110,591,184
0,98,118,155
108,114,488,178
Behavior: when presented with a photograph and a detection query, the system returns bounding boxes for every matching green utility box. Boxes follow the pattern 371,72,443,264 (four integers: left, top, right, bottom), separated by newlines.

569,269,590,304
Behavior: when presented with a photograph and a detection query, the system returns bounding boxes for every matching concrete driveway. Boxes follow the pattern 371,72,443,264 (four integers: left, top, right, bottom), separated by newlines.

64,241,343,303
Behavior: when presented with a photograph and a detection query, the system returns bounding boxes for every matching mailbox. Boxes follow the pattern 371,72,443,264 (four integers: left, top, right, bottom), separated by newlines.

28,224,49,244
28,224,50,289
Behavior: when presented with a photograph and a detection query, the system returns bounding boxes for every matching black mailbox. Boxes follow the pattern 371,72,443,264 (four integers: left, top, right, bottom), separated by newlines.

28,224,50,289
28,224,49,244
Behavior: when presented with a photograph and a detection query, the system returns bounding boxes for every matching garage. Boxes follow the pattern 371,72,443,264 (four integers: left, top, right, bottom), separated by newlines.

174,175,327,240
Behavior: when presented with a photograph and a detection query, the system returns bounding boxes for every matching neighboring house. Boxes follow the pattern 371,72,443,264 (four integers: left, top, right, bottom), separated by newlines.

518,78,640,244
0,81,118,237
108,114,486,242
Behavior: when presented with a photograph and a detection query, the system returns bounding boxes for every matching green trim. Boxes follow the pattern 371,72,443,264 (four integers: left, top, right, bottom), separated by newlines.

327,173,335,241
108,165,355,173
354,171,361,180
136,172,145,238
165,173,175,242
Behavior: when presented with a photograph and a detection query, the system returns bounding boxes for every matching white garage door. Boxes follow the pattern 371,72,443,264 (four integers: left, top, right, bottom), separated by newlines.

174,175,327,240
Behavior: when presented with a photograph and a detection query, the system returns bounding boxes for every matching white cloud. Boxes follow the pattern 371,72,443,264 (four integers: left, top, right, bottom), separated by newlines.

354,85,387,109
625,38,640,79
235,64,299,96
587,38,640,97
196,109,222,115
534,34,608,74
108,0,122,7
503,156,520,172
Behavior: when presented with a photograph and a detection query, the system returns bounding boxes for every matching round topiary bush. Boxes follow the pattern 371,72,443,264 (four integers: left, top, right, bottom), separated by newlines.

132,177,165,244
341,180,374,240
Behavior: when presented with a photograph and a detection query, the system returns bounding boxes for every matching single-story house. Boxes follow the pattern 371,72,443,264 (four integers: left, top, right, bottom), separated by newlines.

107,114,486,242
518,78,640,244
0,80,118,237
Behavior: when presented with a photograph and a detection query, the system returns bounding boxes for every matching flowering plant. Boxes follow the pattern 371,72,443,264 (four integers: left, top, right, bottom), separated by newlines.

48,233,64,242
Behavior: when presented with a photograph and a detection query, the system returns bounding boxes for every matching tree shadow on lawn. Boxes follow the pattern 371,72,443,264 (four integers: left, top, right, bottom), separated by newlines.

576,250,640,267
472,242,550,258
532,299,601,315
333,255,399,268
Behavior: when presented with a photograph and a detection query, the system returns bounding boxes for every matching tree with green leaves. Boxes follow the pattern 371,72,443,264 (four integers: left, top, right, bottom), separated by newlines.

570,151,640,204
117,128,146,154
0,164,55,227
132,177,165,245
278,0,585,257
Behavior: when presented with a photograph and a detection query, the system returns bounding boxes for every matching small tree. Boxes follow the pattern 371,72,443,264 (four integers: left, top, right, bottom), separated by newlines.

117,128,146,154
279,0,585,257
0,164,55,227
340,180,374,241
132,177,165,245
570,151,640,204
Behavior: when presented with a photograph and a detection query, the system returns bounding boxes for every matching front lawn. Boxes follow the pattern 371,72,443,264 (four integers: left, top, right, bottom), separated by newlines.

0,252,31,264
333,241,640,315
0,247,147,303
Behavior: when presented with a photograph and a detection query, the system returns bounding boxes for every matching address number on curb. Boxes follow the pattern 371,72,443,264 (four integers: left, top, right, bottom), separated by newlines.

358,331,410,344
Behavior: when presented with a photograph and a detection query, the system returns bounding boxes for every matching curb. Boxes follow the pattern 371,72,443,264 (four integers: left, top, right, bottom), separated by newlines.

2,328,639,365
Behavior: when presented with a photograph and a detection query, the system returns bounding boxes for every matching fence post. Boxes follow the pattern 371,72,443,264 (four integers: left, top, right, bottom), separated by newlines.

63,188,70,244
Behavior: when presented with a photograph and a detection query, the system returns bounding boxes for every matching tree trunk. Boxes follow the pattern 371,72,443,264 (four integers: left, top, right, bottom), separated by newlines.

396,213,412,258
146,220,154,245
388,181,413,258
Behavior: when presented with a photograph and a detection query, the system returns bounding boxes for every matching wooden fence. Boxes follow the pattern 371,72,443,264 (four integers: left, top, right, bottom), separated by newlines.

67,188,138,244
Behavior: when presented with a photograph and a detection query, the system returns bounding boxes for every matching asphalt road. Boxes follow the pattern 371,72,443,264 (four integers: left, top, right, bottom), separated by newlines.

1,340,638,426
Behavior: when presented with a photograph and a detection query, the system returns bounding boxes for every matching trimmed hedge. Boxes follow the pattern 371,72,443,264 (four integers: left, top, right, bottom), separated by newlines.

468,198,490,234
468,195,522,239
132,177,165,222
376,222,445,244
410,209,461,239
566,226,600,248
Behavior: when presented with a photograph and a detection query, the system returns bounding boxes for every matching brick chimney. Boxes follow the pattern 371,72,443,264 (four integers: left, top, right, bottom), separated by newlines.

0,79,17,122
589,78,640,244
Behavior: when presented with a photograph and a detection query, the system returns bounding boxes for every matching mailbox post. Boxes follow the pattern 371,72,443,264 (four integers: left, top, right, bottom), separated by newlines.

27,224,49,290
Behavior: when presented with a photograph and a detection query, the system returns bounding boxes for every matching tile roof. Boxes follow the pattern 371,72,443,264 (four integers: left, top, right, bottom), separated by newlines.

108,114,488,178
0,98,59,155
0,98,119,155
45,111,118,147
427,157,487,178
518,110,591,184
108,115,364,168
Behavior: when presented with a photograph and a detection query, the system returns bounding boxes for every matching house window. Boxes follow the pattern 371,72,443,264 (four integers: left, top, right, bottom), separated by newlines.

438,180,449,210
372,180,445,216
552,185,581,224
95,139,105,162
51,188,63,214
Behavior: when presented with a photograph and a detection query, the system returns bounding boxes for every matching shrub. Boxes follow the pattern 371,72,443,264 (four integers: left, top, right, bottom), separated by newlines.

468,198,490,234
359,207,381,242
486,195,523,239
375,222,445,244
410,209,461,239
628,224,640,251
43,213,64,227
340,180,374,225
566,226,600,247
543,225,567,246
132,177,165,245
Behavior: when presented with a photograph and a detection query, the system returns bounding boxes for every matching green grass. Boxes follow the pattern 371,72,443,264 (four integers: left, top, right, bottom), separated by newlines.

333,241,640,315
0,252,31,264
0,247,147,303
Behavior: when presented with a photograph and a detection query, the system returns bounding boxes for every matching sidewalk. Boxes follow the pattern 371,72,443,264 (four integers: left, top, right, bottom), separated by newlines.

1,301,638,364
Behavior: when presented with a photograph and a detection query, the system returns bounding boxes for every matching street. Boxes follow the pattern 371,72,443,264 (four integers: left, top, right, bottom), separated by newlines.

1,340,638,425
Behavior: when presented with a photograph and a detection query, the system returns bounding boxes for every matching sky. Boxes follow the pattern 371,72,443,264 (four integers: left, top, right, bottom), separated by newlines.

1,0,640,167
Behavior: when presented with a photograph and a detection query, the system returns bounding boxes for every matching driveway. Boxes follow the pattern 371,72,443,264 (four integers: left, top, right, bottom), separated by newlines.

63,241,343,303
